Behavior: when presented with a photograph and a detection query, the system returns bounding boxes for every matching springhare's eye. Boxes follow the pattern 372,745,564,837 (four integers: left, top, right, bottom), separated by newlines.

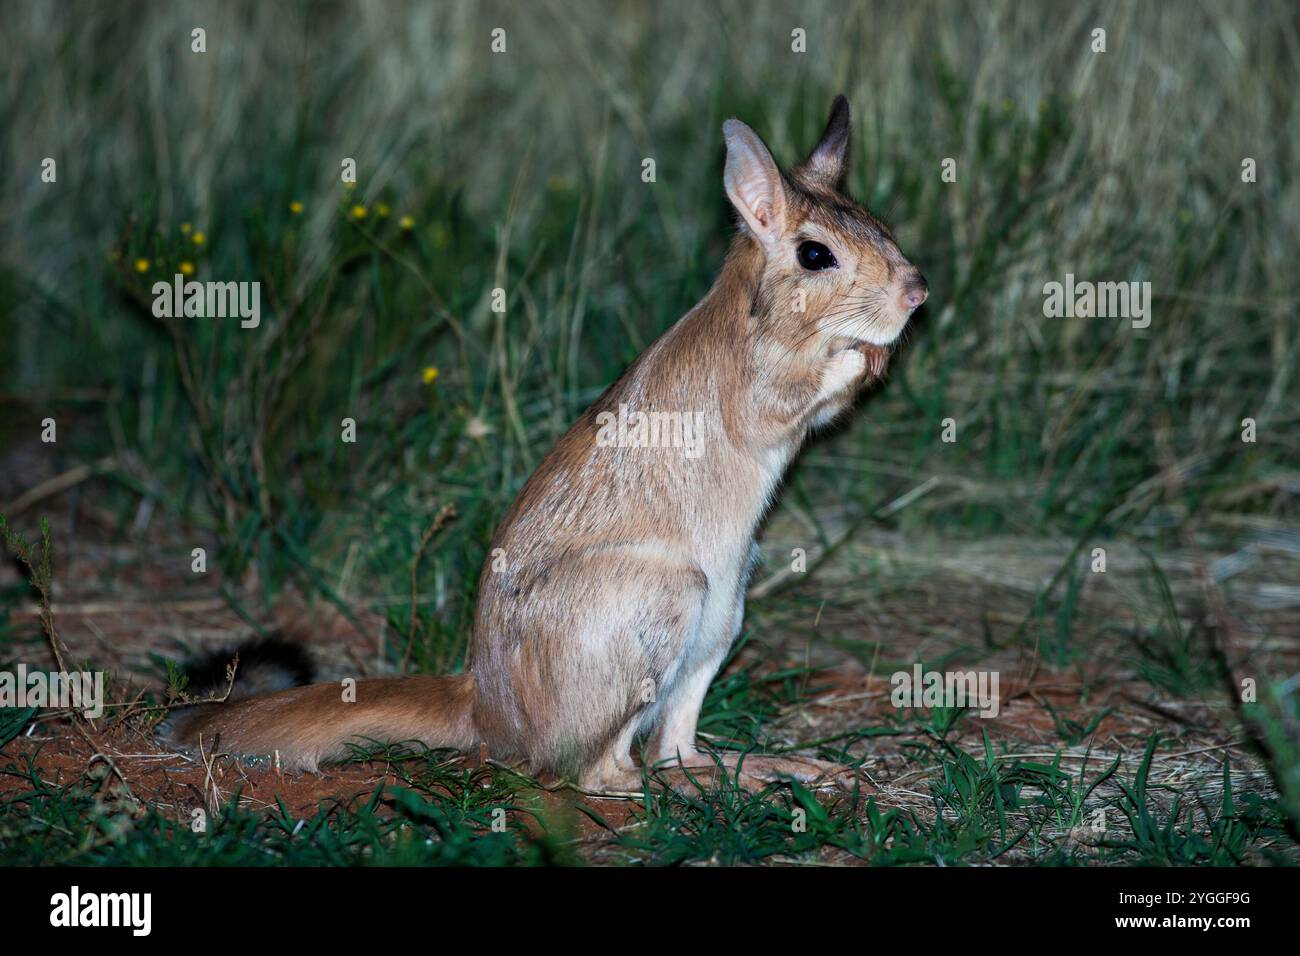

797,240,836,271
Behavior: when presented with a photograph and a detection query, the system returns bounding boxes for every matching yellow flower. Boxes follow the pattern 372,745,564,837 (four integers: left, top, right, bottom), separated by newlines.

350,204,367,220
422,366,439,385
289,200,303,215
134,258,150,273
179,261,195,276
376,202,390,217
192,231,206,246
180,222,192,235
399,215,415,231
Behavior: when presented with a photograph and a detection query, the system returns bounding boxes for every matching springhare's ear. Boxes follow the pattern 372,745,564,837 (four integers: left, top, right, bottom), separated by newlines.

722,118,787,245
794,94,851,190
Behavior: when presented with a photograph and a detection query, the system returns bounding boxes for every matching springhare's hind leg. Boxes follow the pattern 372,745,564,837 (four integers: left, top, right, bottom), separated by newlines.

649,580,864,791
649,641,729,767
500,545,708,792
649,568,751,766
578,715,643,794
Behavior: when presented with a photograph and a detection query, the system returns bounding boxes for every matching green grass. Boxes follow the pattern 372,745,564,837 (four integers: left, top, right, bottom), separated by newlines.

4,729,1288,866
0,0,1296,866
0,749,569,866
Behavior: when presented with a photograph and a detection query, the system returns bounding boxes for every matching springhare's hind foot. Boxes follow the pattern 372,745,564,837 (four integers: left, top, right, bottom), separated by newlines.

650,750,870,794
577,764,645,796
729,753,869,792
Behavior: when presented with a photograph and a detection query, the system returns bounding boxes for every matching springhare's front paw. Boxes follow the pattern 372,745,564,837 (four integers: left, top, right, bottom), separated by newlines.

819,347,867,397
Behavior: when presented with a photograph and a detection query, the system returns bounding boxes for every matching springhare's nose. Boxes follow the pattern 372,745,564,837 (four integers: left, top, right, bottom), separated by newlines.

901,273,928,311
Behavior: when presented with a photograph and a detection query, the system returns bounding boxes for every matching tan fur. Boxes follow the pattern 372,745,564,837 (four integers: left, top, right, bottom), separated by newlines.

165,95,926,791
166,676,475,772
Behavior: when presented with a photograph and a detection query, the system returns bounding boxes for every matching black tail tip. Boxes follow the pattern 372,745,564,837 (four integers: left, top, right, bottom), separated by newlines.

178,632,315,701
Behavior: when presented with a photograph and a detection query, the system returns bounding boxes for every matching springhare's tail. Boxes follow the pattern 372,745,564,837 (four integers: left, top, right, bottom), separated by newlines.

161,640,477,771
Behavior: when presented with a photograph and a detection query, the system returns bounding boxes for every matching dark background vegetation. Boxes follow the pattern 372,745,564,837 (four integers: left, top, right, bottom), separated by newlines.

0,0,1296,865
